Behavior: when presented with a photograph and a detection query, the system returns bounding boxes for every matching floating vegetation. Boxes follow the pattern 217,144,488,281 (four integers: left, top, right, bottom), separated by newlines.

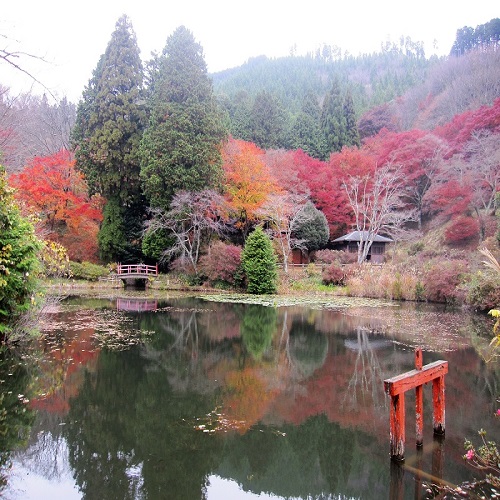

189,407,246,434
199,293,396,310
189,407,288,435
39,308,154,351
92,328,155,351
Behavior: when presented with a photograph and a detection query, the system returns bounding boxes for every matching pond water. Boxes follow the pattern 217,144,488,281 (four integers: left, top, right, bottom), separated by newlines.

0,293,498,499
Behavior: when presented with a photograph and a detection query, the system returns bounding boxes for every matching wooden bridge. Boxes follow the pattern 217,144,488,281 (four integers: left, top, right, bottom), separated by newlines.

116,263,158,288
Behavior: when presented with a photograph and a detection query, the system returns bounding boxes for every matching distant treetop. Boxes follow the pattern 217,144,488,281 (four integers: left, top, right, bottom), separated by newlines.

450,18,500,56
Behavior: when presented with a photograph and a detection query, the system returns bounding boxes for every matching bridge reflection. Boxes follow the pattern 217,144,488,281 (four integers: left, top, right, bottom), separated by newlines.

116,298,158,312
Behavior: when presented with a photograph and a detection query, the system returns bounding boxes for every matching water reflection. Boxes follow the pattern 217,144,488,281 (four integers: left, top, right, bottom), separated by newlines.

116,298,158,312
0,296,498,499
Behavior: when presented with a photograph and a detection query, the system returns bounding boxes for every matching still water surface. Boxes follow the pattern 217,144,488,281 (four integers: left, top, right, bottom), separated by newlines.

1,294,498,499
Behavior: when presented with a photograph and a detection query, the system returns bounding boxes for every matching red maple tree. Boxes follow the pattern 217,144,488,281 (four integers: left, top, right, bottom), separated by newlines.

10,149,103,261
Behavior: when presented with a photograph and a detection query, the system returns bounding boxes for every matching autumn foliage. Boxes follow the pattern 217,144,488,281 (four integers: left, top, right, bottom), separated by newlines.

222,138,280,236
10,149,103,262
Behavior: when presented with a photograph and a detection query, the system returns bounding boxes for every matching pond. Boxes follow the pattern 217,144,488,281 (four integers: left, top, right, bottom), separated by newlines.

0,293,498,499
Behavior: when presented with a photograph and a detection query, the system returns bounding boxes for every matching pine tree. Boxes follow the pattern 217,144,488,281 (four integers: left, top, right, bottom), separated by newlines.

320,79,347,158
140,26,228,211
72,15,146,262
344,89,360,148
287,92,325,159
249,91,287,150
242,226,278,294
73,15,145,202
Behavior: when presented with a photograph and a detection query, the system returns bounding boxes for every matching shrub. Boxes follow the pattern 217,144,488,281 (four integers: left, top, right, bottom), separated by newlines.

408,241,424,256
0,168,41,341
292,202,330,251
415,281,426,301
314,249,356,266
422,258,469,303
467,271,500,311
392,273,403,300
40,240,71,278
242,226,277,294
445,215,479,244
69,261,109,281
322,262,346,286
198,242,243,287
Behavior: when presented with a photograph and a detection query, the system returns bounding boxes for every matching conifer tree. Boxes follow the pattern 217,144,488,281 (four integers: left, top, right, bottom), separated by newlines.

287,92,325,159
140,26,227,211
72,15,146,262
344,89,360,148
242,226,277,294
320,79,347,158
249,91,286,149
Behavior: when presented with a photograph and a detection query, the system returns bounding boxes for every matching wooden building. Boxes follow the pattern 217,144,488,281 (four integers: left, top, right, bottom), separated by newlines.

332,231,393,263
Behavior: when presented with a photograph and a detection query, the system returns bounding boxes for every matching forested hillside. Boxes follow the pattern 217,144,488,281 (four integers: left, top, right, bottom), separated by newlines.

212,41,500,157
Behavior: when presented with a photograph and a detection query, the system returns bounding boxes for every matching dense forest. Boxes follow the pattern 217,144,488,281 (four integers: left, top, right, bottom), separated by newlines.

0,15,499,308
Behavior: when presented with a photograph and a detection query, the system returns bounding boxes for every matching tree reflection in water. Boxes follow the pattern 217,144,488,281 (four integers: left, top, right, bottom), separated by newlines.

0,296,498,499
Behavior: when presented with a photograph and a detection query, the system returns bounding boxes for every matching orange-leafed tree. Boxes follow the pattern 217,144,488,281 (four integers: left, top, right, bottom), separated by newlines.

222,138,281,239
9,149,103,262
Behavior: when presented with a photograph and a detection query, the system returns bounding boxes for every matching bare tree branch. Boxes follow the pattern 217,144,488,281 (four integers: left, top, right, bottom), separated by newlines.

1,34,57,101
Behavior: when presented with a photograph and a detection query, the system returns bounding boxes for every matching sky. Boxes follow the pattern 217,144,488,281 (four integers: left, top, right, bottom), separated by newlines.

1,0,498,103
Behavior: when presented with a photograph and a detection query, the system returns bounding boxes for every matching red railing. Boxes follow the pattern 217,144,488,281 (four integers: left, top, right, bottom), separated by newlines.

117,263,158,277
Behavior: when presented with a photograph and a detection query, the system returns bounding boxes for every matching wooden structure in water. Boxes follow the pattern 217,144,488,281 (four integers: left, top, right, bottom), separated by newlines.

116,263,158,289
384,348,448,462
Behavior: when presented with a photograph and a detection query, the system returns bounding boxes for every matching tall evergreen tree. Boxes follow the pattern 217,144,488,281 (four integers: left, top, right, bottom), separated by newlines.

228,90,253,142
72,15,146,262
242,226,277,294
344,89,360,148
286,92,325,159
249,90,287,150
320,79,347,159
139,26,228,211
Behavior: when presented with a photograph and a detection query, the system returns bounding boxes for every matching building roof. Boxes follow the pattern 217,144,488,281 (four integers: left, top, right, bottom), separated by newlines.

332,231,393,243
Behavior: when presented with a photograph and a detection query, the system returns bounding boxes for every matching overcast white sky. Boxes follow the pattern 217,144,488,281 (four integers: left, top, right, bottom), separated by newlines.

1,0,498,102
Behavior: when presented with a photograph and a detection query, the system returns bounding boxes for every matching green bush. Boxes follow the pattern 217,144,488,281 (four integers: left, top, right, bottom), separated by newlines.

0,168,41,341
242,226,277,294
392,273,403,300
69,261,109,281
467,271,500,311
415,281,426,301
293,202,330,251
408,242,424,256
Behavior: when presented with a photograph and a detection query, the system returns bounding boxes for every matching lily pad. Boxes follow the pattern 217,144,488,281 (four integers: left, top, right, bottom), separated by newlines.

198,293,397,310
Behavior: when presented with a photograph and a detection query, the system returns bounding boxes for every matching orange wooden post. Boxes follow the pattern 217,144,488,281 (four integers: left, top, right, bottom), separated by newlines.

415,348,424,447
389,392,406,461
384,350,448,461
432,375,446,435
